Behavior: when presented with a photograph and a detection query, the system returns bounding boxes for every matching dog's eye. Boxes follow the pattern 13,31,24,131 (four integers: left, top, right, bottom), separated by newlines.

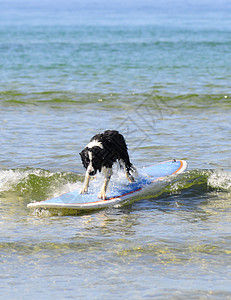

83,156,90,166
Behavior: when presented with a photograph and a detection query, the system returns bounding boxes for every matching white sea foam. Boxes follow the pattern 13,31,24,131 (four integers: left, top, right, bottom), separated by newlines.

0,169,53,192
208,170,231,191
0,169,29,192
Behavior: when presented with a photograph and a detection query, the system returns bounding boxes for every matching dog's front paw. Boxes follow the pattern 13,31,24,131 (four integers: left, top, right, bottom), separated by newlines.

98,191,107,200
80,186,88,194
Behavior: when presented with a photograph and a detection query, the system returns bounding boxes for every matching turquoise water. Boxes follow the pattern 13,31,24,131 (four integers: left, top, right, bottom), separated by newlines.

1,0,231,299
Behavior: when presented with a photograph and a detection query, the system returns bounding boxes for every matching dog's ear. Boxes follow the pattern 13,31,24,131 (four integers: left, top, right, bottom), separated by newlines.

79,149,84,160
79,149,89,169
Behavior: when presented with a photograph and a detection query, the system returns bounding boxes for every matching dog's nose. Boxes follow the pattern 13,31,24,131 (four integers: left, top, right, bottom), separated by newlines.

89,171,95,176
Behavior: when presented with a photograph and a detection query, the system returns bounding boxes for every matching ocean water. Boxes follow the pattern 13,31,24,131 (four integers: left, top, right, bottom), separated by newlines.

1,0,231,299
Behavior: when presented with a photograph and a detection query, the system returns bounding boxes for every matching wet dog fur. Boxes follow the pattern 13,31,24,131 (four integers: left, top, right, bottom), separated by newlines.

79,130,137,200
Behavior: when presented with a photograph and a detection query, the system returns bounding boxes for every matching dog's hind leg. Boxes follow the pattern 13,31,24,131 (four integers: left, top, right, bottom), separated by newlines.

119,159,137,183
98,167,112,200
125,169,135,183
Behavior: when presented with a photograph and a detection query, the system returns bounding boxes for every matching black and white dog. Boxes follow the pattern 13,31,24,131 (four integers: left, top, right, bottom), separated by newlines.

79,130,137,200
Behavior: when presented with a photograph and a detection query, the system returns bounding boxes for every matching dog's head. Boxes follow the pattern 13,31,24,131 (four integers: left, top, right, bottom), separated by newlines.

79,146,104,176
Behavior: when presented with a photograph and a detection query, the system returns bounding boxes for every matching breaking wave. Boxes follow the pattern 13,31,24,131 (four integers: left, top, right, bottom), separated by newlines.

0,168,83,202
0,167,230,206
